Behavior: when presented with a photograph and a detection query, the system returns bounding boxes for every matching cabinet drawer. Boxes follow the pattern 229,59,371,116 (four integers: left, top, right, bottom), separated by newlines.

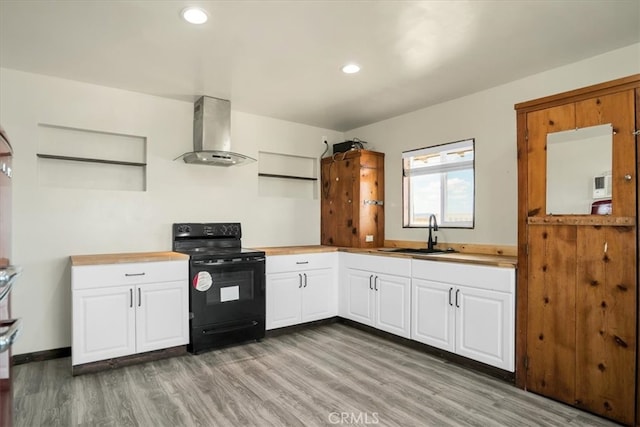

266,252,336,274
72,260,188,290
341,253,411,277
412,260,514,293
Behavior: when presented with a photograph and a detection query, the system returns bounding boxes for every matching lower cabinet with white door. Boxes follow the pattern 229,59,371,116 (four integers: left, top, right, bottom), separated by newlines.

266,252,338,330
340,253,411,339
411,259,515,371
71,256,189,368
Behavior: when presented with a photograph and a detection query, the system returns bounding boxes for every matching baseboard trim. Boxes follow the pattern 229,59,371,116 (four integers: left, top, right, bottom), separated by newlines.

265,317,339,338
338,318,515,383
13,347,71,365
72,345,187,376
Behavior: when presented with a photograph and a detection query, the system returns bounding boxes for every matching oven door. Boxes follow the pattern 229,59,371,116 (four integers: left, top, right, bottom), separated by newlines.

189,257,265,328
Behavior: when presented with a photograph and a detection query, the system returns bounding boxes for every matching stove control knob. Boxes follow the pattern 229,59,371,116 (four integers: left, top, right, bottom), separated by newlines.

231,225,240,236
177,225,191,234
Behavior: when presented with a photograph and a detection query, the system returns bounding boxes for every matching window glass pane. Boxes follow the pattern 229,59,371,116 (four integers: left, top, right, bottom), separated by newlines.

444,147,474,163
444,169,474,223
403,138,475,228
410,174,440,226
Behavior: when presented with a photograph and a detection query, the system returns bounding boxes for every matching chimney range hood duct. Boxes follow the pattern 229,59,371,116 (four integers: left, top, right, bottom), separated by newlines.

175,96,256,166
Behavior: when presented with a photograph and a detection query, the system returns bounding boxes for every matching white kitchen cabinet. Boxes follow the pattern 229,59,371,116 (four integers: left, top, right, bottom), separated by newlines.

73,285,136,365
72,260,189,366
340,253,411,339
412,278,455,353
266,253,337,330
411,259,515,371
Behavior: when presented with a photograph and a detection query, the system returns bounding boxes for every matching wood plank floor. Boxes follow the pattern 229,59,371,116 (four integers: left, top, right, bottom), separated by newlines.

13,323,618,427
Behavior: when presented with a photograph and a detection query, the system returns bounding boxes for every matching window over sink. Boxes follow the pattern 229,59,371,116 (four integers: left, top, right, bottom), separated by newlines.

402,139,475,228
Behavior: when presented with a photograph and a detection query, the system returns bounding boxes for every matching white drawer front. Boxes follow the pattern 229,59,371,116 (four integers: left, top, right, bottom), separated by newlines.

266,252,336,274
340,253,411,277
412,259,514,293
72,260,188,290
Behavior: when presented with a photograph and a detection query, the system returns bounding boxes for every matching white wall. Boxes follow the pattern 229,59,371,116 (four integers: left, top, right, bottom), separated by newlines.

0,68,343,354
346,43,640,246
3,42,639,355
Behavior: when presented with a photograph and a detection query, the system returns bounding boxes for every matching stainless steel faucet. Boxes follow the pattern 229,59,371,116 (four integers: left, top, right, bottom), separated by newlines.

427,214,438,251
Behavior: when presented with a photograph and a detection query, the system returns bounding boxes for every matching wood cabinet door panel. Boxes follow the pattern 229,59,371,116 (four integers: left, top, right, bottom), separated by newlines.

575,225,636,425
526,225,577,404
526,104,575,217
576,90,636,217
358,165,383,247
321,151,384,247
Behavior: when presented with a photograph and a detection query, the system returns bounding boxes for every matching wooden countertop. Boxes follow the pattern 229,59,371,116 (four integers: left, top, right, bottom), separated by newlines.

258,245,517,268
257,245,340,256
70,251,189,266
344,248,517,268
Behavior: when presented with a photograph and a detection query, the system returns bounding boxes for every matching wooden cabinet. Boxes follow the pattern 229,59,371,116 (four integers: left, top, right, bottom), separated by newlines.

321,149,384,248
266,253,337,330
412,259,515,371
340,253,411,338
515,74,640,425
71,260,189,367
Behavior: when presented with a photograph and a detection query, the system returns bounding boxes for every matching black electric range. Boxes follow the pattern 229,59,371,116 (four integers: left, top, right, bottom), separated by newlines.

172,223,265,354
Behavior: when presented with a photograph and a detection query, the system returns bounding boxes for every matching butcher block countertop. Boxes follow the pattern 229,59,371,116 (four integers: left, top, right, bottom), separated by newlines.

70,251,189,266
258,245,517,268
258,246,340,256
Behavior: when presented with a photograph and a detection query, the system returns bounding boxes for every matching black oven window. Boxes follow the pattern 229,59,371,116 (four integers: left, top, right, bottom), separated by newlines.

206,270,254,305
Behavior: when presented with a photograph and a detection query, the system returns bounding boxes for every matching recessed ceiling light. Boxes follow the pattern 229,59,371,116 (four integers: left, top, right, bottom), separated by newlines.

182,7,208,25
342,64,361,74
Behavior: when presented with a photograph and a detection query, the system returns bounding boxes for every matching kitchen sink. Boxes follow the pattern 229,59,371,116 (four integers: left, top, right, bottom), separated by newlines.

380,247,457,255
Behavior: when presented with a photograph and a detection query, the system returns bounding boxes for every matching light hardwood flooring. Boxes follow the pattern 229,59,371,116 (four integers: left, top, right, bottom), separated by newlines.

13,323,618,427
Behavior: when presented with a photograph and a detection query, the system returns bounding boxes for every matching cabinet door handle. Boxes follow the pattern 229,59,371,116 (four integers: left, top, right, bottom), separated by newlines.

299,274,303,288
374,276,378,291
455,289,460,308
303,273,307,288
369,275,374,290
0,266,21,303
138,288,142,307
0,319,21,353
125,272,145,277
130,289,133,308
448,287,453,306
296,261,309,265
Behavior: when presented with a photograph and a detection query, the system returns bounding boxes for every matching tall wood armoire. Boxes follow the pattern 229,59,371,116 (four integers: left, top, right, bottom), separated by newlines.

515,74,640,425
321,149,384,248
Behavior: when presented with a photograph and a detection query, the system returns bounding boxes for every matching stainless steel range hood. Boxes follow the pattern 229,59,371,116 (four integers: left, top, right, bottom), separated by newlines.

175,96,256,166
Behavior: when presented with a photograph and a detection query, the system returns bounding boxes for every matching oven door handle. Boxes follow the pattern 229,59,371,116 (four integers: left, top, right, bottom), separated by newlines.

202,321,259,335
0,266,21,303
194,258,265,267
0,318,21,353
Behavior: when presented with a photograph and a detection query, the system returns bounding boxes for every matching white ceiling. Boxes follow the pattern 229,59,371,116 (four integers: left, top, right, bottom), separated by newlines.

1,1,639,131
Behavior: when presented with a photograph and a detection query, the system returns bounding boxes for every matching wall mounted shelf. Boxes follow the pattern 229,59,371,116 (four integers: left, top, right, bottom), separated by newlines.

258,151,318,199
258,173,317,181
36,123,147,191
36,154,146,168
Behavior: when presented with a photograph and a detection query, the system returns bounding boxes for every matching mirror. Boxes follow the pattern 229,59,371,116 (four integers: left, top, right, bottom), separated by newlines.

546,123,612,215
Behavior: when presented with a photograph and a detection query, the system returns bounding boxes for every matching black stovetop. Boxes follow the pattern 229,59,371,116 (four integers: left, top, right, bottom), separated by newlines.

172,222,265,262
176,246,265,261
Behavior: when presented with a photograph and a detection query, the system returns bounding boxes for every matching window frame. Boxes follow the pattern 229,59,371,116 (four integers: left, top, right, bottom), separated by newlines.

402,138,476,229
